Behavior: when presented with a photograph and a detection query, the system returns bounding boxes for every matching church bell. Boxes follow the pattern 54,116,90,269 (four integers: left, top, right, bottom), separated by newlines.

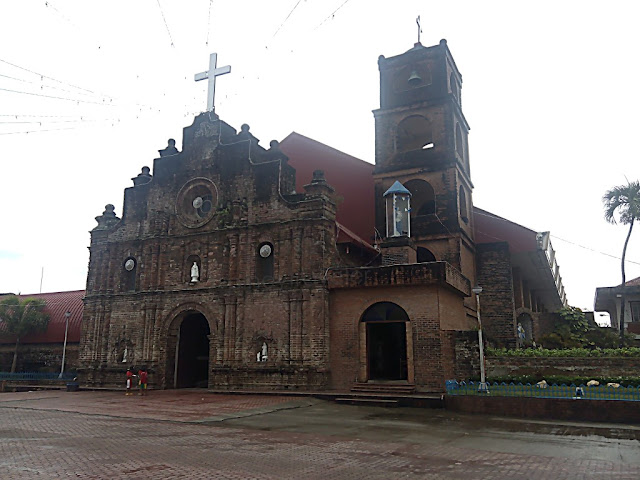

407,70,422,86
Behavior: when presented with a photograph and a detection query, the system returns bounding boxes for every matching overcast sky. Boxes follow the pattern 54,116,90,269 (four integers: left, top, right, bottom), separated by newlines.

1,1,639,319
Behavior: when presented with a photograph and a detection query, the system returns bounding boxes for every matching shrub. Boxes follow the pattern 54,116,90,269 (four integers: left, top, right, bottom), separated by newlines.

486,346,640,357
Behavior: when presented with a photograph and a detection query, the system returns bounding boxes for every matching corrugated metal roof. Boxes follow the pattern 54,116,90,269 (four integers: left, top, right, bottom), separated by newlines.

0,290,84,344
281,132,376,244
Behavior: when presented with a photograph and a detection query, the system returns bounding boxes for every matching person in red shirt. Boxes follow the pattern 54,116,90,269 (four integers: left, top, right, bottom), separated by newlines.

138,368,148,396
125,367,134,396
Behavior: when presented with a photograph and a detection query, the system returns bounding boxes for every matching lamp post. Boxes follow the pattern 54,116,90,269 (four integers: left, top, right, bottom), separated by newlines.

59,311,71,379
616,292,625,347
472,286,489,393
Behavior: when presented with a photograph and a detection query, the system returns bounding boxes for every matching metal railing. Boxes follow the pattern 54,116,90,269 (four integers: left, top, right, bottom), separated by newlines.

446,380,640,401
0,372,77,381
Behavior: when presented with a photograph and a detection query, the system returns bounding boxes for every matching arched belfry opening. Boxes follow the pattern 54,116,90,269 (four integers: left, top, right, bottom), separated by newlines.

405,179,436,217
362,302,409,381
167,311,211,388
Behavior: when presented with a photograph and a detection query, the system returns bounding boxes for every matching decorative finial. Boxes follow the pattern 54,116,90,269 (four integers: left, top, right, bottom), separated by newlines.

159,138,180,157
416,16,422,44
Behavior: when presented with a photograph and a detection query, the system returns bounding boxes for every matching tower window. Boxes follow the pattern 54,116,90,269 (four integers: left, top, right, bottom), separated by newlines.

122,257,137,292
404,179,435,217
450,73,460,101
455,123,464,160
396,115,433,153
459,186,468,223
257,242,274,281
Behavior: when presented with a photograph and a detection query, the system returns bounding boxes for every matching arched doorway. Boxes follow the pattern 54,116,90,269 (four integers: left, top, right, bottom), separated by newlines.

172,312,210,388
362,302,409,381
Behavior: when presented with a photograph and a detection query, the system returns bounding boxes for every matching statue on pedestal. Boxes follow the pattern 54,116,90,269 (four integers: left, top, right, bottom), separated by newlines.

190,262,199,283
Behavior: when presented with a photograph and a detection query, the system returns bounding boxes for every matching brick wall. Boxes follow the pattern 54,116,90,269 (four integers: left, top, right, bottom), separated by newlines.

329,284,472,393
0,343,79,372
445,395,640,424
476,242,517,348
487,356,640,381
80,114,339,390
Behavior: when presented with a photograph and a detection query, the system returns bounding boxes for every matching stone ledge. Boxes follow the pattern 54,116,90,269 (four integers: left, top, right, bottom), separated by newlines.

327,261,470,295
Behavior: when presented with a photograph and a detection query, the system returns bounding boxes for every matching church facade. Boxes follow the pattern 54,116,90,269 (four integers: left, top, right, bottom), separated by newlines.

78,40,565,392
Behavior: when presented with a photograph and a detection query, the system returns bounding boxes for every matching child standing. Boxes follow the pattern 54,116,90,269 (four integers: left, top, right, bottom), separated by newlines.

138,368,148,396
125,367,134,396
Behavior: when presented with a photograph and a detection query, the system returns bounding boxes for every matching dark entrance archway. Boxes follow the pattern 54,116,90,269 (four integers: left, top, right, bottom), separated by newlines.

175,312,210,388
362,302,409,381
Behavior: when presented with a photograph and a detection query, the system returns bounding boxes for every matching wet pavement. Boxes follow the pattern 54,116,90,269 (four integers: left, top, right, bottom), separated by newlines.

1,389,639,479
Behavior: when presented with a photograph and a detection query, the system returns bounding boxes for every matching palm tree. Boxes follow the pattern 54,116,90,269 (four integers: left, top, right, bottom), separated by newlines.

0,296,49,373
603,180,640,345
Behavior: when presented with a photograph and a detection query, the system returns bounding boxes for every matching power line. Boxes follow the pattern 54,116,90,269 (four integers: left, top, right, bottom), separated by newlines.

550,234,640,267
0,114,83,118
0,59,158,110
0,58,95,95
0,126,80,136
0,70,110,100
272,0,304,39
473,209,640,266
0,86,117,106
205,0,213,46
156,0,175,47
315,0,353,29
0,117,119,125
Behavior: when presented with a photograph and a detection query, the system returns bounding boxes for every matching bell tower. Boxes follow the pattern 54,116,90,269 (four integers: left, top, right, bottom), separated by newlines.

373,39,475,283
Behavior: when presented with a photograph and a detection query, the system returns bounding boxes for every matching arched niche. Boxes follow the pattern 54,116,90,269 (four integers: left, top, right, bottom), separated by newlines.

417,247,436,263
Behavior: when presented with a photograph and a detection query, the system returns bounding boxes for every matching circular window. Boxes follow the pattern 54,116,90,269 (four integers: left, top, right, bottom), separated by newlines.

176,178,219,228
259,244,272,258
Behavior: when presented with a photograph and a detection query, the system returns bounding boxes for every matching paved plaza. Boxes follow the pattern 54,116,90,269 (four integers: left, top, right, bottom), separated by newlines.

1,390,639,479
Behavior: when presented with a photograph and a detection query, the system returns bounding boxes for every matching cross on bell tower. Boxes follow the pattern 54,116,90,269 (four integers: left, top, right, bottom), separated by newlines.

194,52,231,112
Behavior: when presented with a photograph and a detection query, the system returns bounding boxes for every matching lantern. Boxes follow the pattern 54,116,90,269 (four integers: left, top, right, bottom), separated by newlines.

383,181,412,238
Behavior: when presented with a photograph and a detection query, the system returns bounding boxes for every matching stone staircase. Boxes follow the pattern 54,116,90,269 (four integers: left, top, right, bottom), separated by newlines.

350,382,416,395
334,383,417,407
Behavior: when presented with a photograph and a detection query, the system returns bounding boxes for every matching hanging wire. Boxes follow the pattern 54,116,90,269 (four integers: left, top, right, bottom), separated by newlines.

1,58,164,112
0,70,113,101
473,209,640,266
0,58,95,95
0,87,117,106
315,0,353,30
156,0,175,47
272,0,304,39
205,0,213,46
44,0,79,29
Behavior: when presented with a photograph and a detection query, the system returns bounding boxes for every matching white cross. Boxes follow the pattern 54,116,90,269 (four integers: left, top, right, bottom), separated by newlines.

194,53,231,112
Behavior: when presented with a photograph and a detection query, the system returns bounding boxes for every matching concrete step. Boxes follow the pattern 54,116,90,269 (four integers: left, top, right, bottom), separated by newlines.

335,397,399,407
351,383,416,395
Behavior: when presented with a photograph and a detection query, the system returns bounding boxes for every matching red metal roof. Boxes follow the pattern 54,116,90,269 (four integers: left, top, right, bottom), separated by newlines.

473,207,538,253
281,132,376,244
0,290,84,344
625,276,640,287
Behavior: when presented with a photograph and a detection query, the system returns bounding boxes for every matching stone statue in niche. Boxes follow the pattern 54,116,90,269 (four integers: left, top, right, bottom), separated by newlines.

190,262,199,283
122,345,128,363
257,342,268,362
517,323,525,346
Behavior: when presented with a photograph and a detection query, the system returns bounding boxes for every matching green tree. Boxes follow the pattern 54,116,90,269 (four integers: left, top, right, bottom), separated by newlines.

0,296,49,372
603,180,640,345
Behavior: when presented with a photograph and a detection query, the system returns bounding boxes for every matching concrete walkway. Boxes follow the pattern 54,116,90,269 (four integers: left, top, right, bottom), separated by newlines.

1,389,639,479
